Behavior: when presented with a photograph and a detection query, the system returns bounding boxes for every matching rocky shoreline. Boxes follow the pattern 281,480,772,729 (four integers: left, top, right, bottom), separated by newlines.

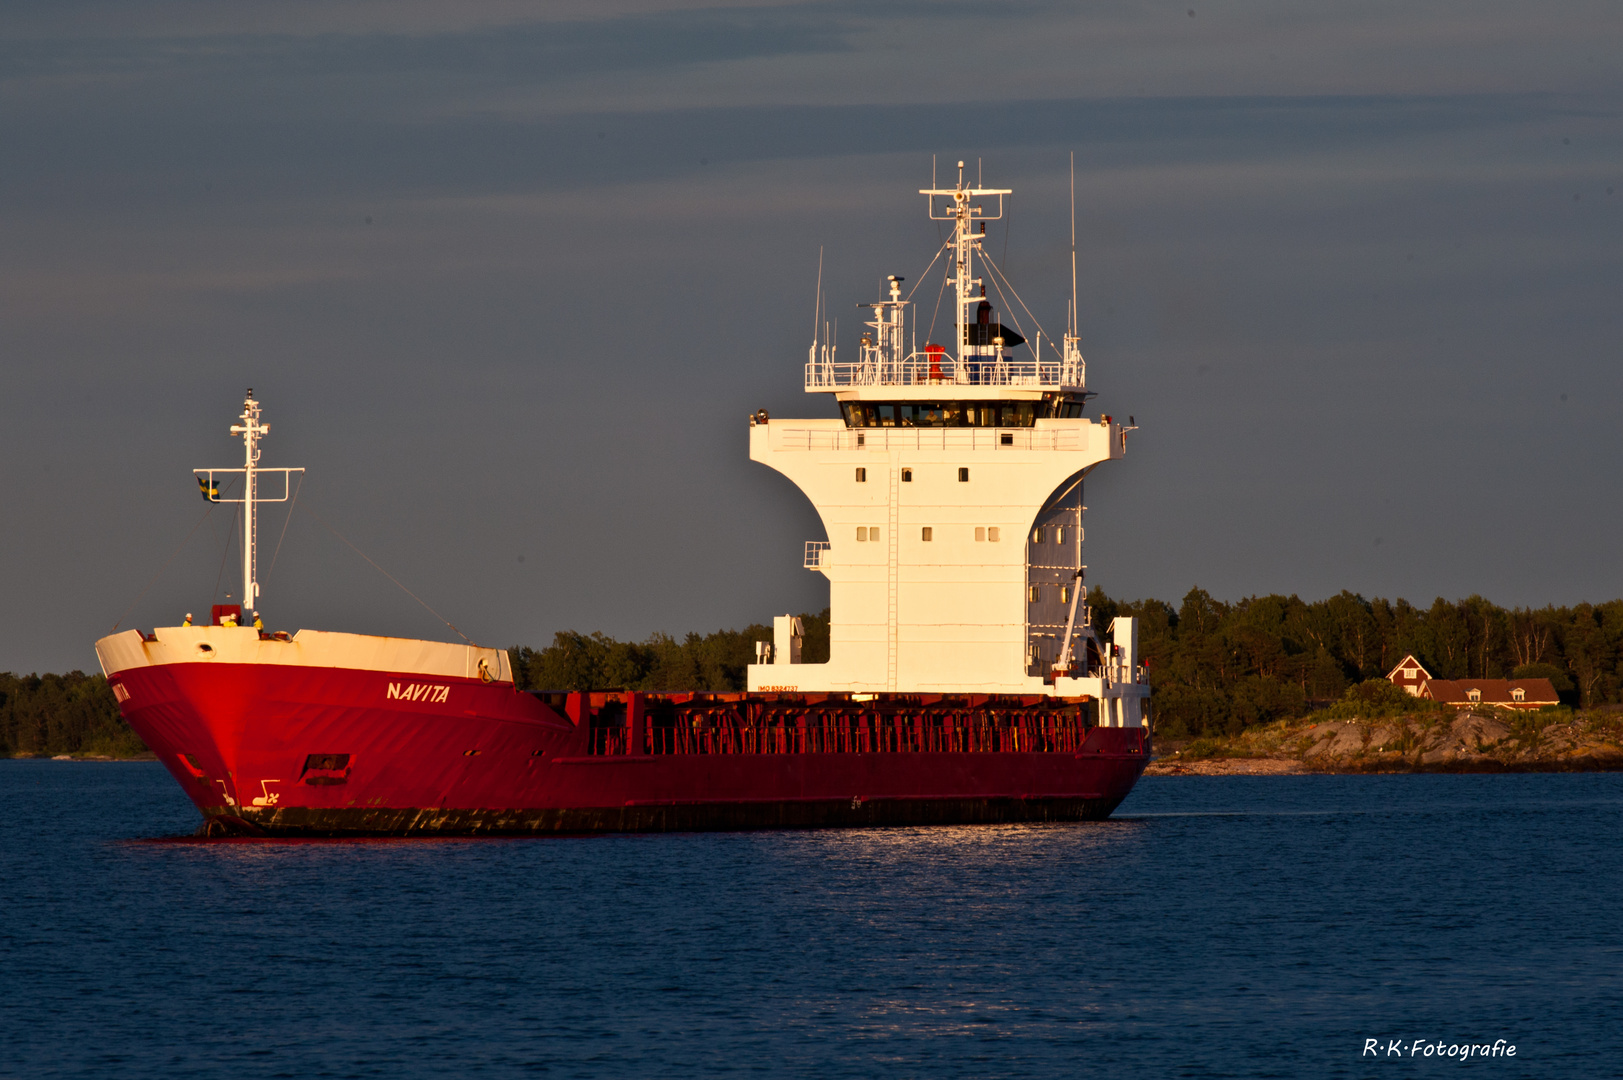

1146,709,1623,776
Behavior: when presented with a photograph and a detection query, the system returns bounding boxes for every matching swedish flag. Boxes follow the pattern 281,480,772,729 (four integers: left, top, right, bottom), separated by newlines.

197,474,220,502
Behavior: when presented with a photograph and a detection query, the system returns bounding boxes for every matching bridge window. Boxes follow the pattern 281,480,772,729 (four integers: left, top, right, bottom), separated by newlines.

840,402,1037,428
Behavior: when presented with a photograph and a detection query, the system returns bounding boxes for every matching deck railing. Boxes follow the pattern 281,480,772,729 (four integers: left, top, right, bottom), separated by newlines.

806,354,1084,391
773,426,1097,452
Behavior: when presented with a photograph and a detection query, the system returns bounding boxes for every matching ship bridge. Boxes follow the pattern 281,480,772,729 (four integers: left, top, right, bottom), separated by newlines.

748,163,1145,727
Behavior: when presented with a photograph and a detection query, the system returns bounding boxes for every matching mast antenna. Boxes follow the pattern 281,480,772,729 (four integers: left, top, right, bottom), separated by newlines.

1070,152,1078,339
813,246,824,345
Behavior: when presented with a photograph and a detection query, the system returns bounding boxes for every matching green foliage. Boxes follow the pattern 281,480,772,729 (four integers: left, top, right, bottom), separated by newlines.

1321,678,1440,720
0,672,145,757
1512,662,1574,692
1106,587,1623,738
508,610,830,692
1180,738,1225,760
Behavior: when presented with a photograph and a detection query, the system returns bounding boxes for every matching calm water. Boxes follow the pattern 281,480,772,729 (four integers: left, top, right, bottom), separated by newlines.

1,763,1618,1079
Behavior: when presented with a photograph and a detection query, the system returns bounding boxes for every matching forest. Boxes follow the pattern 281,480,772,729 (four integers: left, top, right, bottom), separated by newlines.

7,590,1622,754
0,671,146,757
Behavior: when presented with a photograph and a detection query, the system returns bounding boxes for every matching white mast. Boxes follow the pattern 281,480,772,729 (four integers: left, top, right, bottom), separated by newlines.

921,161,1009,374
229,391,268,617
198,391,300,624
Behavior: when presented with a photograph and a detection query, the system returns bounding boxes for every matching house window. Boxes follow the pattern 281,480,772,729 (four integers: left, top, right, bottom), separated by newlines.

921,527,933,541
958,468,969,482
1467,689,1481,702
901,468,913,482
988,527,1000,542
1512,687,1525,701
855,468,866,482
1033,526,1046,544
975,527,986,542
857,527,867,541
1403,668,1416,679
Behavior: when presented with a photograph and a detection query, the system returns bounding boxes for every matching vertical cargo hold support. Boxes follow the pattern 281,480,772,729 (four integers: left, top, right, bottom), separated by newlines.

627,692,646,756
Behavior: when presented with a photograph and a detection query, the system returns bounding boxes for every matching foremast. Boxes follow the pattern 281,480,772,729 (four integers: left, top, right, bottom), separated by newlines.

197,391,302,624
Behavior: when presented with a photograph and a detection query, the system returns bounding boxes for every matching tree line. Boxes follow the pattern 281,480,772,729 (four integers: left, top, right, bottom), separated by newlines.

0,671,145,757
1090,589,1618,737
510,590,1623,739
8,591,1620,754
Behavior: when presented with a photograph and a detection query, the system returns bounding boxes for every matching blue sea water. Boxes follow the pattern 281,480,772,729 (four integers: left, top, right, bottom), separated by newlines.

0,763,1618,1079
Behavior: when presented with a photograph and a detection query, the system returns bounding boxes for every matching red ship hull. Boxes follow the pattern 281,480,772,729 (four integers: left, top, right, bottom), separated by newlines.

109,660,1149,836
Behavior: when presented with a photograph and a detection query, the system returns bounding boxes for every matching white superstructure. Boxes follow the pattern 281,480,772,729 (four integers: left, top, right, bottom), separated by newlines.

746,165,1147,726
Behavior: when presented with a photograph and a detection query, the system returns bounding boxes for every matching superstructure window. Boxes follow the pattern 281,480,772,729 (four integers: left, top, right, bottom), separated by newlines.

855,467,866,482
921,527,933,541
975,527,986,542
1029,585,1040,602
840,402,1037,428
1040,393,1090,419
988,527,1000,542
870,527,880,541
857,527,868,541
1033,527,1046,544
958,468,969,482
1056,527,1065,544
901,469,912,482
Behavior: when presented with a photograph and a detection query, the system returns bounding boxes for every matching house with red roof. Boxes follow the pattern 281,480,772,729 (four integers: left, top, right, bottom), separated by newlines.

1386,653,1558,709
1386,654,1431,697
1421,678,1559,710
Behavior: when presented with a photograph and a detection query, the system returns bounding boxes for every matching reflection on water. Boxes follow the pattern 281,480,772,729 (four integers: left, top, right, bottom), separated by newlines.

3,762,1618,1078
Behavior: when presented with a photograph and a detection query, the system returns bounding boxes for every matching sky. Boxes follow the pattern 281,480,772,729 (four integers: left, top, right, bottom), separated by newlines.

3,0,1621,673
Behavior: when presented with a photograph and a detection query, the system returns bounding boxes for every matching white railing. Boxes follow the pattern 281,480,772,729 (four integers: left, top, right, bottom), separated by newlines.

805,353,1084,391
774,426,1098,452
804,541,831,569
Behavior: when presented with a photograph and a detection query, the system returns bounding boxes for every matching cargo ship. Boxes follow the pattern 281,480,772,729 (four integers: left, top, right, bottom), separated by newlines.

95,165,1150,836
